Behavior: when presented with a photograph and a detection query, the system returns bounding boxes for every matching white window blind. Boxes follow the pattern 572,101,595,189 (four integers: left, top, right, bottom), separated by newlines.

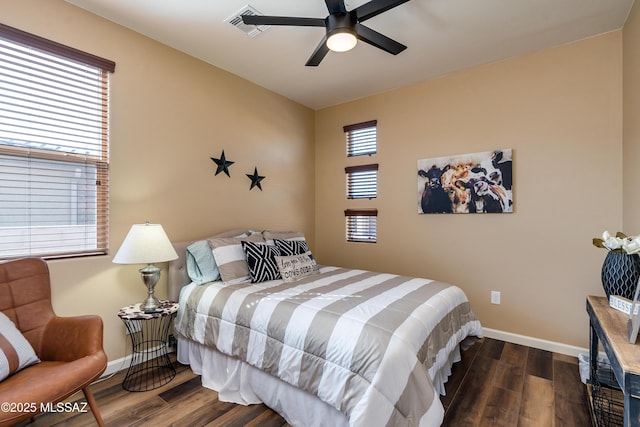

344,120,377,157
345,209,377,243
0,23,115,259
345,164,378,199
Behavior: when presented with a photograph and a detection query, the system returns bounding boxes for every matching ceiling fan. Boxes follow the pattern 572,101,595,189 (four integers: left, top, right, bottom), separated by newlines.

242,0,411,66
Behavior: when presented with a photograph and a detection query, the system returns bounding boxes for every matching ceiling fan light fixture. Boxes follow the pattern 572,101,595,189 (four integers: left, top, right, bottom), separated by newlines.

243,0,409,66
326,30,357,52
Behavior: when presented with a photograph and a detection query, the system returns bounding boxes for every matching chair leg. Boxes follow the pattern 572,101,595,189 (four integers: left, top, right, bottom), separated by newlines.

82,386,105,427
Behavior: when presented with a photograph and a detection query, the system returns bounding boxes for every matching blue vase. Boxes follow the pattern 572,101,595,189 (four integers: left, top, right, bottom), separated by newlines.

601,252,640,300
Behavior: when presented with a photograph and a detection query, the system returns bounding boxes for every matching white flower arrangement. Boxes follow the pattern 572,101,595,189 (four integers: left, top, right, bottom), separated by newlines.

593,231,640,255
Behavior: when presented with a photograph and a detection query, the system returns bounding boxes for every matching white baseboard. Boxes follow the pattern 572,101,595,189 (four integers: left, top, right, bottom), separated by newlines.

101,345,177,378
103,354,132,377
483,327,588,358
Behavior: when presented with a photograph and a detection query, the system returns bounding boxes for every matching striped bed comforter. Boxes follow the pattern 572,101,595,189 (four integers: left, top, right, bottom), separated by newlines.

174,266,482,427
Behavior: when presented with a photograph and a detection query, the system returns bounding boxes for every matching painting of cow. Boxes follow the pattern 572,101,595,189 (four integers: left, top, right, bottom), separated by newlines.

417,149,513,214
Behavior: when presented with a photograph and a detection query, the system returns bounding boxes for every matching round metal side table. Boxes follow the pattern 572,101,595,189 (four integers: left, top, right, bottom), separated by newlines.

117,300,178,392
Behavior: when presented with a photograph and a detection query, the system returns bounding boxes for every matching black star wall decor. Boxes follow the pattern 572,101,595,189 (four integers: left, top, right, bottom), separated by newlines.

210,150,234,177
246,167,265,191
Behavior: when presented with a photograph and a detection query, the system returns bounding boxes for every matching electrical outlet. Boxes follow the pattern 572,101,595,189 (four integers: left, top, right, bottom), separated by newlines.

491,291,501,305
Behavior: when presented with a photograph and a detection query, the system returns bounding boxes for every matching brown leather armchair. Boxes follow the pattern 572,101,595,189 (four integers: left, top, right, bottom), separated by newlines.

0,257,107,427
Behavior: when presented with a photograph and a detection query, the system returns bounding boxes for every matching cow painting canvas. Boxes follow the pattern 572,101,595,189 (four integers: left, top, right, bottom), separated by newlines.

417,149,513,214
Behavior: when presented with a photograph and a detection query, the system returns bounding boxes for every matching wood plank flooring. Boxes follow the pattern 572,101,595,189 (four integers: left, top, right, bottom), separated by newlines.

17,338,591,426
441,338,591,426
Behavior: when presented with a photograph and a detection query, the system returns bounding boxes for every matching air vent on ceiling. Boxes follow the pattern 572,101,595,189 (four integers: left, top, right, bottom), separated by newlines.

225,5,270,38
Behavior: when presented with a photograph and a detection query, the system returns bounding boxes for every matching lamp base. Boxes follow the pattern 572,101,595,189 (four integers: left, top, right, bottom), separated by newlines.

140,296,161,313
139,264,162,313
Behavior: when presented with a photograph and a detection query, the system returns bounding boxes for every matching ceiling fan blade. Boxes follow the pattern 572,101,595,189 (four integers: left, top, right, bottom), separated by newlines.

305,36,330,67
242,15,325,27
354,0,411,22
355,23,406,55
325,0,348,15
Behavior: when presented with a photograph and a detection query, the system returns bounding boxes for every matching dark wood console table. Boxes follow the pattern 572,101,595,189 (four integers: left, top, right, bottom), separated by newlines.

587,295,640,426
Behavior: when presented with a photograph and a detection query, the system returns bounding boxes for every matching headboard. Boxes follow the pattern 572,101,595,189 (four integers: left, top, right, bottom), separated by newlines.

167,228,250,302
167,240,192,302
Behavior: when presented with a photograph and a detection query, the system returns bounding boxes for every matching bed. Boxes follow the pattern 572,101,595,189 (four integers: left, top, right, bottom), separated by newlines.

168,229,483,427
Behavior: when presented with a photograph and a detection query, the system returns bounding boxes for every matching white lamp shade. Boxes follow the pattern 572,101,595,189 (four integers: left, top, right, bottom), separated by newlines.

112,223,178,264
326,31,357,52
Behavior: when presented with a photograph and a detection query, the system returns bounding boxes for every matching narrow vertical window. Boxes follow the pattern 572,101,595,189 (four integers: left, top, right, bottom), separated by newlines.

345,209,378,243
344,120,377,157
343,120,378,243
0,24,115,259
346,164,378,199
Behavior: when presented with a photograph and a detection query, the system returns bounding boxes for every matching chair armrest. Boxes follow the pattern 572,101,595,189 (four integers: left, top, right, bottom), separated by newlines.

40,315,104,362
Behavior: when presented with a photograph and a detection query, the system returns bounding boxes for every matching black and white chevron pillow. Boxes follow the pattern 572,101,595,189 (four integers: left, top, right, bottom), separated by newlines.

241,241,282,283
273,239,309,256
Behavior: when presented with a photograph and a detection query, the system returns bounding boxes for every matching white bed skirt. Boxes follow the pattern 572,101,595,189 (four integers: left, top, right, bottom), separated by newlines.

177,336,349,427
177,335,465,427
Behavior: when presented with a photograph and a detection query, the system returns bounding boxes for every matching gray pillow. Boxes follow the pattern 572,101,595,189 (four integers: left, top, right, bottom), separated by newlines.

210,234,265,284
262,230,305,245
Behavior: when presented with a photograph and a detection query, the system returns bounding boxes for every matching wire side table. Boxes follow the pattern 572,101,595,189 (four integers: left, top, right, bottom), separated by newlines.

117,300,178,392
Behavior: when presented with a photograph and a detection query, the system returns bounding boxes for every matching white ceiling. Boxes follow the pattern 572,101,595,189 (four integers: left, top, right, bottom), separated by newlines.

65,0,634,110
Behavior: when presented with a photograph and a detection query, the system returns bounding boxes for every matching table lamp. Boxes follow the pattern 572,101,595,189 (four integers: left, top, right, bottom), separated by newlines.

113,222,178,312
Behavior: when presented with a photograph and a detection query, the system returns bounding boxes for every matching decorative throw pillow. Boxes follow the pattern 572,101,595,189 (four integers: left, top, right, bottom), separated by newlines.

241,240,282,283
185,240,219,284
210,234,265,284
274,238,310,256
0,312,40,381
263,230,305,245
212,229,250,238
275,251,320,283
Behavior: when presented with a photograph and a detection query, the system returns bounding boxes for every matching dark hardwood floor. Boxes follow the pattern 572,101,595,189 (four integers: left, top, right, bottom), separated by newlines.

18,338,591,426
441,338,591,426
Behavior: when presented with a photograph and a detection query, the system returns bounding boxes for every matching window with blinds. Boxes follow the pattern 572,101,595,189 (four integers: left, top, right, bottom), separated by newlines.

345,209,377,243
0,24,115,259
344,120,377,157
345,164,378,199
343,119,378,243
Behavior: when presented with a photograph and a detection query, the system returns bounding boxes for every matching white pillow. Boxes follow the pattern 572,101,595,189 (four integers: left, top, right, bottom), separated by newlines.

0,312,40,381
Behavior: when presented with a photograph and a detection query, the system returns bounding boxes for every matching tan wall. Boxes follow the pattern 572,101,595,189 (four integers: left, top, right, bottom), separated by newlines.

2,0,315,361
624,2,640,231
315,32,623,349
3,0,632,360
